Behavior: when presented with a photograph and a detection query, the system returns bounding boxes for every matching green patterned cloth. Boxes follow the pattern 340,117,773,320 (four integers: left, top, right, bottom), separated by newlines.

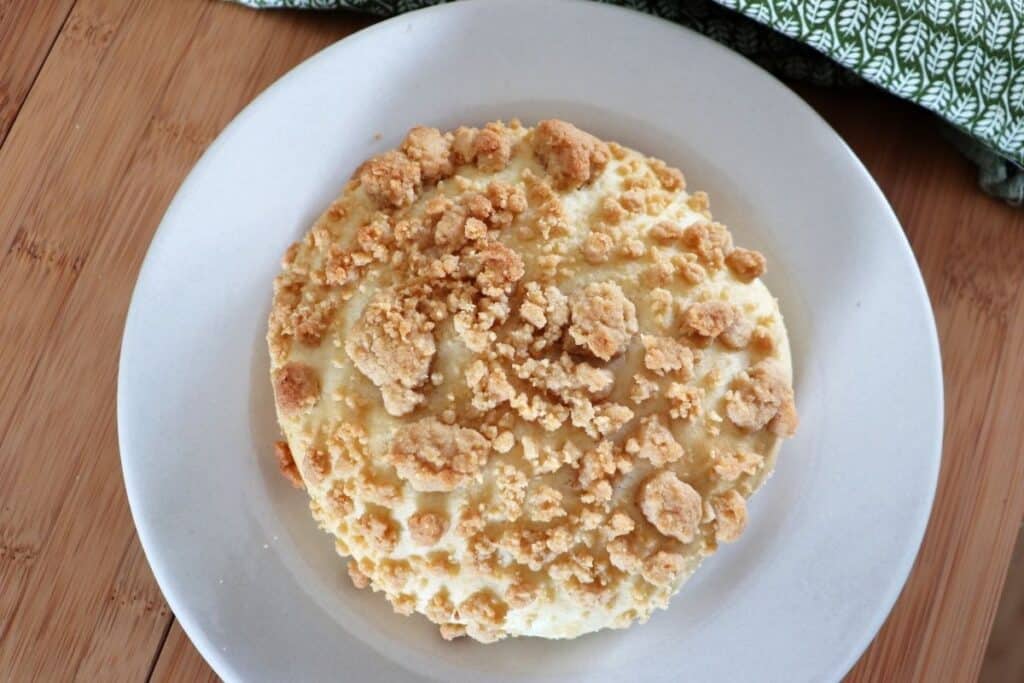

235,0,1024,204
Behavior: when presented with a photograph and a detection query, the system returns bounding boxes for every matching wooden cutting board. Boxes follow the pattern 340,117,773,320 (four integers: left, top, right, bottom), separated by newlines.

1,1,1023,680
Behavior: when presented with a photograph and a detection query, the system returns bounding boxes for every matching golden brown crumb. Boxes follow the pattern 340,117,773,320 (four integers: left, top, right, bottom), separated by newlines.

347,560,370,589
387,417,490,492
606,536,643,574
354,512,398,553
459,590,508,627
719,316,755,349
439,623,467,640
401,126,453,183
666,382,702,420
533,119,610,190
750,325,776,352
529,484,566,522
725,247,766,282
674,255,706,286
344,292,436,417
600,196,627,224
325,482,354,517
607,512,635,538
681,222,731,269
649,220,684,243
465,360,515,411
641,551,685,587
629,374,660,404
639,471,702,543
649,159,686,191
713,449,763,481
506,580,540,609
303,447,332,484
682,301,738,339
273,441,304,488
468,240,525,298
769,396,799,437
711,490,747,542
425,591,456,623
687,191,709,212
273,362,320,414
581,232,613,264
378,560,412,592
493,431,515,453
641,334,694,377
626,416,684,467
358,150,422,208
362,477,401,506
451,126,478,165
494,465,529,520
618,190,644,212
724,359,795,432
389,593,417,615
568,281,638,361
464,216,488,241
473,123,511,172
464,192,492,220
408,511,447,546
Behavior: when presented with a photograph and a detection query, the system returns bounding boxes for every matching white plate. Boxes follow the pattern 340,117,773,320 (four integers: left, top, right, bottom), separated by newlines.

118,1,943,681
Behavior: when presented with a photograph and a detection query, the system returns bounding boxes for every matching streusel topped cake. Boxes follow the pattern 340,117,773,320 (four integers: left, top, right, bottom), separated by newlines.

268,119,797,643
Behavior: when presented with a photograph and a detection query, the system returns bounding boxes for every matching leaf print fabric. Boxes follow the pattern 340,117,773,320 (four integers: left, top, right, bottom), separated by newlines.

234,0,1024,203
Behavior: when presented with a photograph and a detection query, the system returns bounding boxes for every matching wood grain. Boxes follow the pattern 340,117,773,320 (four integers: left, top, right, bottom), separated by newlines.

0,2,1022,681
0,0,77,146
0,1,369,679
981,526,1024,682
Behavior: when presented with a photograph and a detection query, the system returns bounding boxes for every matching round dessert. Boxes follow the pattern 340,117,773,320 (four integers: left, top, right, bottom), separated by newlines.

267,119,798,643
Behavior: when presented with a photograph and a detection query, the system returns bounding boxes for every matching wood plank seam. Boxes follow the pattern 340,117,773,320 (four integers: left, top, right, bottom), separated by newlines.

0,1,78,148
144,616,176,683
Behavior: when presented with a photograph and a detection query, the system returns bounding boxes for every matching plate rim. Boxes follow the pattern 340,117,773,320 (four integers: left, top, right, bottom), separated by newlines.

118,1,944,680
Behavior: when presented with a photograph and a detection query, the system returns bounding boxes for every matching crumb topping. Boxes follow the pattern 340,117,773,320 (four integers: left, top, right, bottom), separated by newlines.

401,126,454,183
725,247,766,282
408,511,448,546
473,123,513,173
344,292,436,416
641,334,694,377
358,150,422,209
682,301,738,339
641,551,685,587
711,490,748,542
626,416,685,467
568,281,638,361
274,441,303,488
724,359,796,432
639,471,702,544
268,120,796,643
273,362,320,414
387,418,490,492
533,119,610,190
712,449,763,481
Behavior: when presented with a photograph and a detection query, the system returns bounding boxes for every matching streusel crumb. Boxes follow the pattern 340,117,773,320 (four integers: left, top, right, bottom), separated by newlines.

387,418,490,492
726,247,766,282
533,119,610,190
274,441,303,488
358,150,421,208
568,281,638,361
639,471,702,544
273,362,320,414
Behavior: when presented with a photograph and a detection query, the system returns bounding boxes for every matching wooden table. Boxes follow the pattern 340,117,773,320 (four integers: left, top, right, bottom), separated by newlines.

2,1,1022,680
